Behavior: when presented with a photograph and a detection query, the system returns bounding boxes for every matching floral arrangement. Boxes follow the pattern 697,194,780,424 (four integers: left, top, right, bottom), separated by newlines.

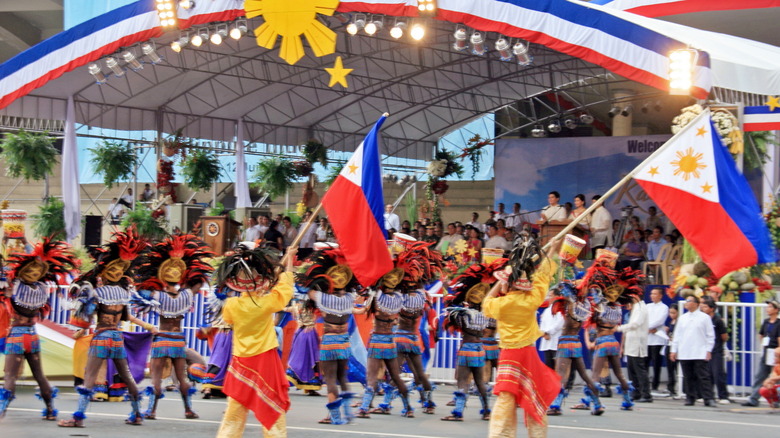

766,197,780,254
426,149,464,179
459,134,494,177
162,128,190,158
157,158,178,203
431,180,449,195
671,104,743,156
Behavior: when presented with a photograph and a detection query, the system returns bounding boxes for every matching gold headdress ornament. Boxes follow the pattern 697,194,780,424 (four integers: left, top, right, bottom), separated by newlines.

326,264,354,290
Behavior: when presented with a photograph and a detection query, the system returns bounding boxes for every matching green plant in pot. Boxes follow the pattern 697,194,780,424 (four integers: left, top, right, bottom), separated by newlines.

31,197,66,240
89,140,138,188
252,157,297,200
303,140,328,167
182,149,223,192
120,202,168,241
0,129,58,199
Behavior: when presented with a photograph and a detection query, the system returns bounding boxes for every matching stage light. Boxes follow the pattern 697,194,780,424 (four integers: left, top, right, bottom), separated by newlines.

669,49,695,95
641,101,651,114
453,28,468,52
531,124,546,138
171,34,189,52
230,21,247,40
495,38,512,62
390,22,406,39
192,29,208,47
418,0,436,15
410,23,425,41
470,32,485,56
364,20,382,35
105,57,125,77
347,19,365,35
88,63,107,84
211,27,227,45
547,120,562,134
621,104,633,117
512,41,532,66
579,113,594,124
141,43,162,64
156,0,177,28
564,117,577,129
608,106,621,118
121,51,143,71
179,0,194,9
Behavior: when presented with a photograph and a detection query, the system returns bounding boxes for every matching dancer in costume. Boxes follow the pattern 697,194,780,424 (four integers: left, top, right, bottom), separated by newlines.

441,259,505,422
572,253,644,412
59,229,149,427
285,289,322,395
392,242,443,414
194,287,235,399
356,250,417,419
297,244,364,424
1,238,78,421
483,235,562,438
215,244,296,437
132,233,214,420
482,317,500,383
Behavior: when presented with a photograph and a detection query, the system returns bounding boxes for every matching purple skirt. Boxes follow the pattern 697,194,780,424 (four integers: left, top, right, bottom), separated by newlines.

208,330,233,387
287,327,320,383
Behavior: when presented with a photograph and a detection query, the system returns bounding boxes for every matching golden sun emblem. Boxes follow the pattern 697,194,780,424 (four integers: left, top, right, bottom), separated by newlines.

670,147,706,181
245,0,339,65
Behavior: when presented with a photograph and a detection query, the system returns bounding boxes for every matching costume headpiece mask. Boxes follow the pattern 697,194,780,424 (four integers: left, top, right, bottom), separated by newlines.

137,233,215,291
8,237,78,284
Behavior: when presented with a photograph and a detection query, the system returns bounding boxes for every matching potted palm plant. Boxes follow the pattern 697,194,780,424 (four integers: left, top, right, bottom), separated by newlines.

0,129,58,199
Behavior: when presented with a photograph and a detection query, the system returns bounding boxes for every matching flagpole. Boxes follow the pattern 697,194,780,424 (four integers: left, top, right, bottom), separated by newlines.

541,109,712,252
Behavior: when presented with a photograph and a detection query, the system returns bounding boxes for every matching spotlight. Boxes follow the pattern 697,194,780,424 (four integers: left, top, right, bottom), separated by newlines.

364,20,382,35
531,124,546,138
390,22,406,39
453,28,468,52
547,120,562,134
88,63,107,84
563,117,577,129
495,38,512,62
668,49,695,95
621,104,633,117
410,23,425,41
512,41,532,66
171,34,188,52
211,27,227,45
470,32,485,56
418,0,437,15
156,0,177,28
105,57,125,77
179,0,194,9
641,102,651,114
579,113,594,124
347,19,365,35
121,51,143,71
608,106,621,118
230,21,247,40
192,29,208,47
141,43,162,64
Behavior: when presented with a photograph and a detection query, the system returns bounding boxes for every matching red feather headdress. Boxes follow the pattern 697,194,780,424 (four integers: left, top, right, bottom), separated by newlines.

6,236,78,283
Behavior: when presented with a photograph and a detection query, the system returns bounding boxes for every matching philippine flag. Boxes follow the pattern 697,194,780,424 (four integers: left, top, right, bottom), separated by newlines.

633,108,776,277
321,114,394,286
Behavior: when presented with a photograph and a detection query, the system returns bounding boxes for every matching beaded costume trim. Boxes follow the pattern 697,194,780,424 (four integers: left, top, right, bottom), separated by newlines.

376,290,404,314
95,285,131,305
402,291,426,313
157,289,194,318
11,281,49,310
465,309,489,331
315,291,356,316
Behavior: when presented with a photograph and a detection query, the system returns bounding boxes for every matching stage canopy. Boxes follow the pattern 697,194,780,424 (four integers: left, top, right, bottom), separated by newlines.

0,0,777,160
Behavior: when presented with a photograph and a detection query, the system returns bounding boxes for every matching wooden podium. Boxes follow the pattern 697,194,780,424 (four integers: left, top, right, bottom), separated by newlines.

538,220,589,258
201,215,242,255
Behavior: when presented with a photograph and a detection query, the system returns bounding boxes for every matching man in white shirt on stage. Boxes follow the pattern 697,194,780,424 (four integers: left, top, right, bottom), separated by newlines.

466,212,486,234
243,216,261,242
539,191,568,223
670,295,716,407
589,195,613,258
618,299,651,402
504,202,527,233
384,204,401,232
493,203,508,222
646,288,669,393
539,306,564,369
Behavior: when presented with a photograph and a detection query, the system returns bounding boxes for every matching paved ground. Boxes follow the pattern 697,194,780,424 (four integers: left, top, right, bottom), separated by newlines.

3,383,779,437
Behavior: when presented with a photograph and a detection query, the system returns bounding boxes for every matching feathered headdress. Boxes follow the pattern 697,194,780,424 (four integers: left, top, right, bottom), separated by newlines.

215,244,280,293
393,241,444,291
507,234,543,286
296,246,359,294
579,248,644,305
72,227,148,289
136,233,215,291
446,258,507,308
7,237,78,284
443,306,479,332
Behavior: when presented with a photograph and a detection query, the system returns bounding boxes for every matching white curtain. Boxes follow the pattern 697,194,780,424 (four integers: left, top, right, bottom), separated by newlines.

62,95,81,241
234,119,251,208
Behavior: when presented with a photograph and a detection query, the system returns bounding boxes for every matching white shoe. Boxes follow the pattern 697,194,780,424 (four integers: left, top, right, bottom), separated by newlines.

672,394,683,400
718,399,731,405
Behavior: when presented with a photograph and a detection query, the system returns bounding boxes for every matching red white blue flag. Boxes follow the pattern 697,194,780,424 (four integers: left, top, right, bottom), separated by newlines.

321,114,394,286
743,103,780,132
633,109,776,276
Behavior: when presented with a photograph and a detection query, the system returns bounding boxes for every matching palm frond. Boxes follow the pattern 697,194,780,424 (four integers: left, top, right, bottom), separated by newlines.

182,149,222,191
252,157,297,199
31,197,66,240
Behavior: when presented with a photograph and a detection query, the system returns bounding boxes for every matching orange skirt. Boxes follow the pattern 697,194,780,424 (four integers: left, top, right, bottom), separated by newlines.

494,346,561,423
224,349,291,430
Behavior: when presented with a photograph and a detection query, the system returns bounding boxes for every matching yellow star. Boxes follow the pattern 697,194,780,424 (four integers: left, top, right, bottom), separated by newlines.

696,126,708,137
647,166,659,177
701,182,713,193
766,96,780,112
347,163,358,174
446,246,455,256
454,254,463,264
466,248,478,258
325,56,353,88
